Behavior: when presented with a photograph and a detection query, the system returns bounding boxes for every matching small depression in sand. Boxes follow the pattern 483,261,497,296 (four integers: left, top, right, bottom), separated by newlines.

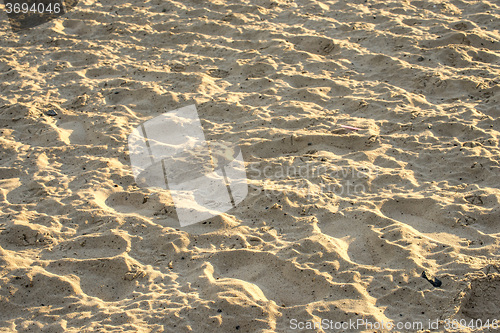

459,275,500,321
42,231,129,260
380,197,492,248
317,211,418,269
93,190,174,216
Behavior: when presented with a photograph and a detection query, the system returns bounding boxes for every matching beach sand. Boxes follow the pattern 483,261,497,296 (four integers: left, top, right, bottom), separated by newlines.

0,0,499,332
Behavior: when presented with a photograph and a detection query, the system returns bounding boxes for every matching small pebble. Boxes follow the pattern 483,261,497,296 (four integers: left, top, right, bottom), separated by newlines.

421,271,442,288
45,110,57,116
417,56,425,62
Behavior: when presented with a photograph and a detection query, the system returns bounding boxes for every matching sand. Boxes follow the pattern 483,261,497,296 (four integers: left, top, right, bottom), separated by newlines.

0,0,499,332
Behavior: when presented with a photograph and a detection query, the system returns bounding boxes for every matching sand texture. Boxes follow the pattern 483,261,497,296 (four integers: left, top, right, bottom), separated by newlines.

1,0,500,332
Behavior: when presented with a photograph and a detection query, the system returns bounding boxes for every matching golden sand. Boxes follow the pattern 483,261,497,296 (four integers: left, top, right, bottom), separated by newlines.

0,0,499,331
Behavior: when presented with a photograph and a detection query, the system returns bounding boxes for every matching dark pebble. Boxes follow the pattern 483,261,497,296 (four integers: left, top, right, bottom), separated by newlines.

421,271,442,288
45,110,57,116
417,56,425,62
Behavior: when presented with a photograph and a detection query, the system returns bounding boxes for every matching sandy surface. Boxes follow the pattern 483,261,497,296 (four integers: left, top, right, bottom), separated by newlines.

1,0,500,332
